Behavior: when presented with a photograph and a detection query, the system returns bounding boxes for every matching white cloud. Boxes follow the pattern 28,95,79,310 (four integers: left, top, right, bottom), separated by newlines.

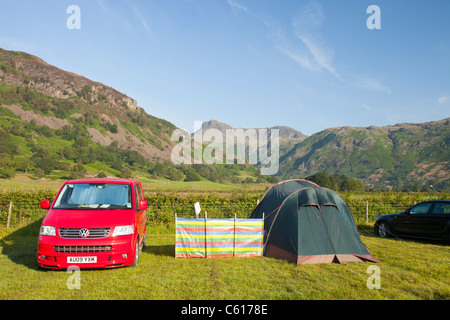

362,103,373,111
95,0,133,30
227,0,247,12
246,44,265,60
292,1,325,32
438,95,448,103
282,1,342,81
129,3,157,42
356,77,391,94
226,0,271,27
277,46,317,72
295,33,342,80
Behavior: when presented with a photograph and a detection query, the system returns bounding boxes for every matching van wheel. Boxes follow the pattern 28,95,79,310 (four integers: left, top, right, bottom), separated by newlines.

142,229,147,248
132,238,140,267
377,221,391,238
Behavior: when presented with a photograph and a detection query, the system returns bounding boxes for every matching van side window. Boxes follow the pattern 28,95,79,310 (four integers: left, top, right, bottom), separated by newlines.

135,185,141,212
137,183,143,201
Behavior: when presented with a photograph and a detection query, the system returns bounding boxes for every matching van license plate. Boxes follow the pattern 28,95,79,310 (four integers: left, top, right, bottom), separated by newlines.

67,256,97,263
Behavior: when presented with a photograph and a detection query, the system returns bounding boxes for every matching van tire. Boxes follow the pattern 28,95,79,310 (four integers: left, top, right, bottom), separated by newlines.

132,237,140,267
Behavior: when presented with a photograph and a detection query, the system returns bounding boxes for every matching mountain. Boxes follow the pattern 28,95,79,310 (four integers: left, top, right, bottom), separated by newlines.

0,48,277,184
199,119,308,141
1,48,448,190
197,120,308,169
279,119,450,190
0,48,176,162
197,118,449,190
198,119,307,156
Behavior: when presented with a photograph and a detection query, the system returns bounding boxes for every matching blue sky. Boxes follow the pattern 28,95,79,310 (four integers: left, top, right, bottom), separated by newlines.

0,0,449,136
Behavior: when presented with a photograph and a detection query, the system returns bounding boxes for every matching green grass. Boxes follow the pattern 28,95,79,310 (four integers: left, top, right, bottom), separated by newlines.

142,179,249,192
0,183,448,300
0,221,448,300
84,161,121,177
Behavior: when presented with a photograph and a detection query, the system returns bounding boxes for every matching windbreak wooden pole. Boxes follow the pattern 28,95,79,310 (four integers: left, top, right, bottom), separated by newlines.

6,202,12,229
365,201,369,223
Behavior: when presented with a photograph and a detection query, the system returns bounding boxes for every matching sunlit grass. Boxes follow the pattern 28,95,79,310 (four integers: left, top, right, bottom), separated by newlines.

0,221,448,300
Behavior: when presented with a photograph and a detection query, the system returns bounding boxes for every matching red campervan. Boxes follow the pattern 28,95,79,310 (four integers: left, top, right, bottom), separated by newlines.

37,178,147,269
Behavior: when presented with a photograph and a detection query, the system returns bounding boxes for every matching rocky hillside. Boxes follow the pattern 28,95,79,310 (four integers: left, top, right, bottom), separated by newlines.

0,48,278,184
279,119,450,190
0,48,176,162
1,48,448,190
199,119,307,140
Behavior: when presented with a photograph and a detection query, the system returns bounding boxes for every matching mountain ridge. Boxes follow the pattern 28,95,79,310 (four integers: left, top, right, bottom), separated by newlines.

199,119,308,140
0,48,448,190
0,48,176,162
279,118,449,190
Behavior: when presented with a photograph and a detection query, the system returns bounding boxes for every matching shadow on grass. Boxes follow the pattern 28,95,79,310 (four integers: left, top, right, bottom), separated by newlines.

1,220,176,272
142,244,174,257
0,219,42,271
358,222,449,246
357,223,379,238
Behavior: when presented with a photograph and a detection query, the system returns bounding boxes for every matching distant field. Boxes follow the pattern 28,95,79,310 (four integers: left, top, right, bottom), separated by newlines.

0,173,268,193
1,176,449,227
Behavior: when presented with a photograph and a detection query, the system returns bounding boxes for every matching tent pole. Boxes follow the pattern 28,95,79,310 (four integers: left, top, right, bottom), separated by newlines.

262,212,266,255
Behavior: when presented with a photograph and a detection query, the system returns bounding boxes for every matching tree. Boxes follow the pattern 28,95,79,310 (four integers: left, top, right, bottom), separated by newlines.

184,169,201,182
339,177,365,191
120,167,132,179
97,171,107,178
34,168,44,179
306,172,365,191
69,163,87,179
306,172,335,189
0,153,15,179
107,122,118,133
31,148,59,176
14,157,32,174
0,130,18,154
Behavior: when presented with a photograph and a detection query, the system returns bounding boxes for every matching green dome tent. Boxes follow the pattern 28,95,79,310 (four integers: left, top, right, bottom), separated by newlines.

250,179,379,265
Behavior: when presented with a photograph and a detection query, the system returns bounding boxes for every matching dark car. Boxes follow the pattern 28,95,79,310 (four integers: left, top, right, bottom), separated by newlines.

375,200,450,243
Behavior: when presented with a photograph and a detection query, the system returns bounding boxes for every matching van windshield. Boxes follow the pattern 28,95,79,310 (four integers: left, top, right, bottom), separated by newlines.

53,183,133,210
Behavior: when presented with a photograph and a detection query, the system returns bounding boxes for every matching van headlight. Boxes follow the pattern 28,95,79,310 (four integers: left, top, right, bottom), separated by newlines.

113,225,134,236
40,225,56,236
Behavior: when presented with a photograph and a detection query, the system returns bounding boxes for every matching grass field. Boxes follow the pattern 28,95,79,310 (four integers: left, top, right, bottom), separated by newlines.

0,220,448,300
0,177,449,301
0,173,264,193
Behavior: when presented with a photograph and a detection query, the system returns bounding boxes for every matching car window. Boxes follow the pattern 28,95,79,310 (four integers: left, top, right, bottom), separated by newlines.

135,184,141,212
137,183,143,201
431,202,450,215
409,202,432,215
53,183,132,210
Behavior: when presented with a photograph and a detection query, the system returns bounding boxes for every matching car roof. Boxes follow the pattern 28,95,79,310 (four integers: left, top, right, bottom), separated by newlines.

64,178,140,184
421,200,450,203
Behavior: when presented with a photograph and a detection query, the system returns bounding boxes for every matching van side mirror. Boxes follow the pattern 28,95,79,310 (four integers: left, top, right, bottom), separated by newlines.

40,200,51,209
138,199,148,211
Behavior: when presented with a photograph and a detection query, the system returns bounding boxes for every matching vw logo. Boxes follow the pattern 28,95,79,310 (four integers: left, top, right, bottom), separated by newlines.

79,228,90,238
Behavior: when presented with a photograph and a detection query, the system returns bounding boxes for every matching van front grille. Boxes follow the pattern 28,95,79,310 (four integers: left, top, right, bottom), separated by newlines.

54,245,112,253
59,228,110,239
